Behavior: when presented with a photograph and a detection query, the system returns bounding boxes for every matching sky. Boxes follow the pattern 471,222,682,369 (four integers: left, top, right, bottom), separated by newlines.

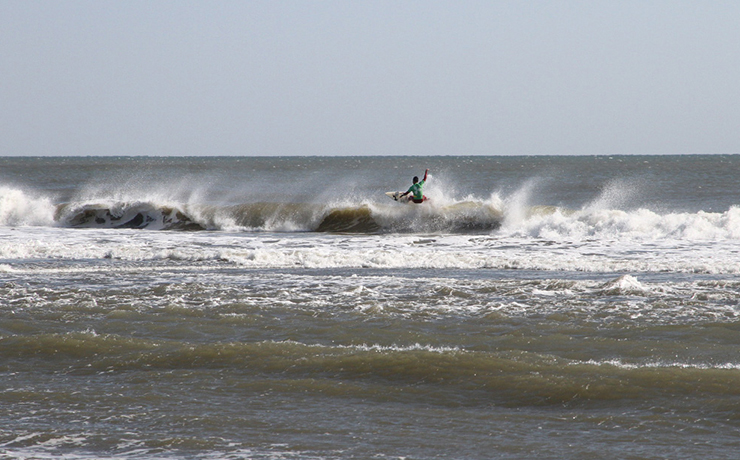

1,0,739,157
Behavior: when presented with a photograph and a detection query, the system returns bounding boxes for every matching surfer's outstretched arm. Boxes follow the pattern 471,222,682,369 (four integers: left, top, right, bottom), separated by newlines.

423,169,429,182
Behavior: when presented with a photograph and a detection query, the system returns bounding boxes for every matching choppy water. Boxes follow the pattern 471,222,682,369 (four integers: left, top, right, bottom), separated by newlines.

2,155,740,459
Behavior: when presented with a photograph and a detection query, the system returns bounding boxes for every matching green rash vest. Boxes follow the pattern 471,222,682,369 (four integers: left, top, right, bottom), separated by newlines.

406,180,425,200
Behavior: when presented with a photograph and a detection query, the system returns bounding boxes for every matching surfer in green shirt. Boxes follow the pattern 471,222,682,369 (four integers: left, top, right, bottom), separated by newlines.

400,169,429,204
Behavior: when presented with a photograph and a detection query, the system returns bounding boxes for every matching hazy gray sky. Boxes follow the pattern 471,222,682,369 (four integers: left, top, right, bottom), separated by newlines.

1,0,739,156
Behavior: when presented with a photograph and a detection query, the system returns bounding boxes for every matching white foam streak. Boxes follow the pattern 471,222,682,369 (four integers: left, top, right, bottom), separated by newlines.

281,340,462,354
579,359,740,371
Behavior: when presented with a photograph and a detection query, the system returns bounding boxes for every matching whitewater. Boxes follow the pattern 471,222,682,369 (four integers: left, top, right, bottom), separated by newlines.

2,155,740,460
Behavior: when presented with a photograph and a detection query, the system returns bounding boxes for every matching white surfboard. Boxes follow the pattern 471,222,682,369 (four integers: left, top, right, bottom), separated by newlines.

386,191,411,203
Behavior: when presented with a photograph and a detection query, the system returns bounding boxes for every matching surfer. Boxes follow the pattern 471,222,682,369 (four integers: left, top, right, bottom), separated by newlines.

400,169,429,204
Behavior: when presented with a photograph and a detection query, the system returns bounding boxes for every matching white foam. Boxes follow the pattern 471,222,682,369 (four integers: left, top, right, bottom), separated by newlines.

502,205,740,242
3,225,740,275
3,182,740,276
0,263,16,272
0,187,56,227
277,340,462,354
597,275,648,295
577,359,740,371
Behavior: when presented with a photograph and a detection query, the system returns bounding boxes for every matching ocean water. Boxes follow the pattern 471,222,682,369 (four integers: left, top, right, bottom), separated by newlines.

1,155,740,459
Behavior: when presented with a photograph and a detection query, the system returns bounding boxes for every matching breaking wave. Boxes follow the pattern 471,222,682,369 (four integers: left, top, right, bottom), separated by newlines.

0,186,504,233
56,200,504,233
2,185,740,239
500,205,740,240
50,200,502,233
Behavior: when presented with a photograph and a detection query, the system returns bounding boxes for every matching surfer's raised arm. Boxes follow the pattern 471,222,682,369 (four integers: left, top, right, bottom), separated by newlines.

423,169,429,182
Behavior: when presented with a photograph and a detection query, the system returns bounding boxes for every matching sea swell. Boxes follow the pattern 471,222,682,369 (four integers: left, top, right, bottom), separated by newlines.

4,332,740,408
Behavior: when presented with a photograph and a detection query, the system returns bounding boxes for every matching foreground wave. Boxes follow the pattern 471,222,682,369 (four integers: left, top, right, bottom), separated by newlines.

5,331,740,407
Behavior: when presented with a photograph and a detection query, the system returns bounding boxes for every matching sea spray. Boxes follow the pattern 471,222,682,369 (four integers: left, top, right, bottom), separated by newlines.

0,186,56,227
499,178,540,231
582,177,643,213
